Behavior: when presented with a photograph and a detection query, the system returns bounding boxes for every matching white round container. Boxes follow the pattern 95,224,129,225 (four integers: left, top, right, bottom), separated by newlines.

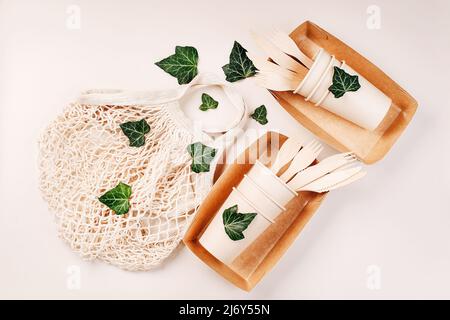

318,62,392,131
236,174,285,222
294,49,332,97
199,188,272,265
246,161,297,207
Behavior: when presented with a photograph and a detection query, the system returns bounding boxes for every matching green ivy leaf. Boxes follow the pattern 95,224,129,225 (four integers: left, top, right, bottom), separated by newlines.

222,41,258,82
199,93,219,111
222,205,257,241
250,105,268,125
119,119,150,147
187,142,217,173
98,182,132,215
328,66,361,98
155,46,199,84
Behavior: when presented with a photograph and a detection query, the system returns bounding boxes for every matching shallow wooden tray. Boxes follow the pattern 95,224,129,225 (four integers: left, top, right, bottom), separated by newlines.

183,132,326,291
271,21,418,164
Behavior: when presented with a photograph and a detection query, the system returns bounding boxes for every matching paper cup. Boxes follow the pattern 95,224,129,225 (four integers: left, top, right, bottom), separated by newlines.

317,62,392,130
199,188,272,265
246,161,297,207
293,46,392,131
294,49,332,97
236,174,285,222
307,56,342,103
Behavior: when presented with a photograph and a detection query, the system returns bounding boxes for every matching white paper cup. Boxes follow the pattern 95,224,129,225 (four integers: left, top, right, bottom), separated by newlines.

199,188,272,265
317,62,392,130
293,46,392,131
307,56,342,104
246,161,297,207
236,174,285,222
294,49,332,97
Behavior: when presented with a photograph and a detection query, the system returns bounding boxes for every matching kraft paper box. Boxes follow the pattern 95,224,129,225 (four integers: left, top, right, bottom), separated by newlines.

273,21,418,164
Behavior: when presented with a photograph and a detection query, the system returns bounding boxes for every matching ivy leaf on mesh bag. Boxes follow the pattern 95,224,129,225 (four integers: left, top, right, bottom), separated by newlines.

222,41,258,82
222,205,257,241
98,182,132,215
187,142,217,173
199,93,219,111
250,105,268,125
119,119,150,147
328,66,361,98
155,46,199,84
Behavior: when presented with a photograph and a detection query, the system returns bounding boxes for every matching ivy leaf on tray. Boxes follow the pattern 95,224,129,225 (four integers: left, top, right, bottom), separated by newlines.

120,119,150,147
222,41,258,82
187,142,217,173
155,46,199,84
328,66,361,98
98,182,132,215
199,93,219,111
250,105,268,125
222,205,257,241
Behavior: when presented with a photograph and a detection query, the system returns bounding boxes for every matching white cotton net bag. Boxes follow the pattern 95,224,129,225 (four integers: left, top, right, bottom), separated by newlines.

38,74,247,271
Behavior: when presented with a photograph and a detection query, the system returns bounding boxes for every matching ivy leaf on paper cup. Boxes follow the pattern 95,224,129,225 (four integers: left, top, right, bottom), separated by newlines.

120,119,150,147
222,41,258,82
222,205,257,241
250,105,268,125
98,182,132,215
328,66,361,98
199,93,219,111
155,46,199,84
187,142,217,173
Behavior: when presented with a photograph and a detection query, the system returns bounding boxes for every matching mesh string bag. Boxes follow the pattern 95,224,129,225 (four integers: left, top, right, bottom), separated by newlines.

38,74,247,271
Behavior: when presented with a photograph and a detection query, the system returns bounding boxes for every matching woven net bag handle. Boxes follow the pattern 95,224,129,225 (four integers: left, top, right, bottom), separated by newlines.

77,73,248,134
77,72,249,165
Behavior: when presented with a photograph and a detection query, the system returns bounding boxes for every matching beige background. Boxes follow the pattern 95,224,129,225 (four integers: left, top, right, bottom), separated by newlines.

1,0,450,299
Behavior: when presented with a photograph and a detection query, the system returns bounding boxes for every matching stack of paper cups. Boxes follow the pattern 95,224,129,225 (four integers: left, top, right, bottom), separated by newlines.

294,49,392,131
199,161,297,265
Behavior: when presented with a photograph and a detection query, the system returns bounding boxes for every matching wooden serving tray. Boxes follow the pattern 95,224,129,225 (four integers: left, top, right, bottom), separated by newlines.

183,132,326,291
271,21,418,164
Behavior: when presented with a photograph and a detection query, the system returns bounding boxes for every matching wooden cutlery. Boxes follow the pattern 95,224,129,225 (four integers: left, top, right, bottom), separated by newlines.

279,140,323,182
268,137,364,193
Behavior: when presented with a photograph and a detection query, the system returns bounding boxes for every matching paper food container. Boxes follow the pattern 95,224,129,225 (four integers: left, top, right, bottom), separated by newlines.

184,132,326,291
273,21,418,164
183,21,417,291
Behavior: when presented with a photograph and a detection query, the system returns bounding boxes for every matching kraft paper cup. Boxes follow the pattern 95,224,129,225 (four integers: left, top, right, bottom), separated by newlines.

199,187,272,265
246,161,297,207
318,61,392,131
294,48,332,97
236,174,285,222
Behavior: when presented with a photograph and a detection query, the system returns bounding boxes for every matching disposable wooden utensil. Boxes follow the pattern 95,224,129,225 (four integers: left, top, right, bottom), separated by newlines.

287,152,357,190
251,31,308,77
247,52,302,82
317,170,366,192
270,137,305,175
265,28,314,68
297,166,364,193
254,73,299,91
319,152,356,164
279,140,323,182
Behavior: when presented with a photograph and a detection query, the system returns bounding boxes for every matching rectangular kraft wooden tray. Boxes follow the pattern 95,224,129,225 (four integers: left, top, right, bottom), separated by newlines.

183,132,326,291
271,21,418,164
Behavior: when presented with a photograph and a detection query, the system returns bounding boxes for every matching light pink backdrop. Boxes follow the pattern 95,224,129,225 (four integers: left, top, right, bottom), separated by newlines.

1,0,449,299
